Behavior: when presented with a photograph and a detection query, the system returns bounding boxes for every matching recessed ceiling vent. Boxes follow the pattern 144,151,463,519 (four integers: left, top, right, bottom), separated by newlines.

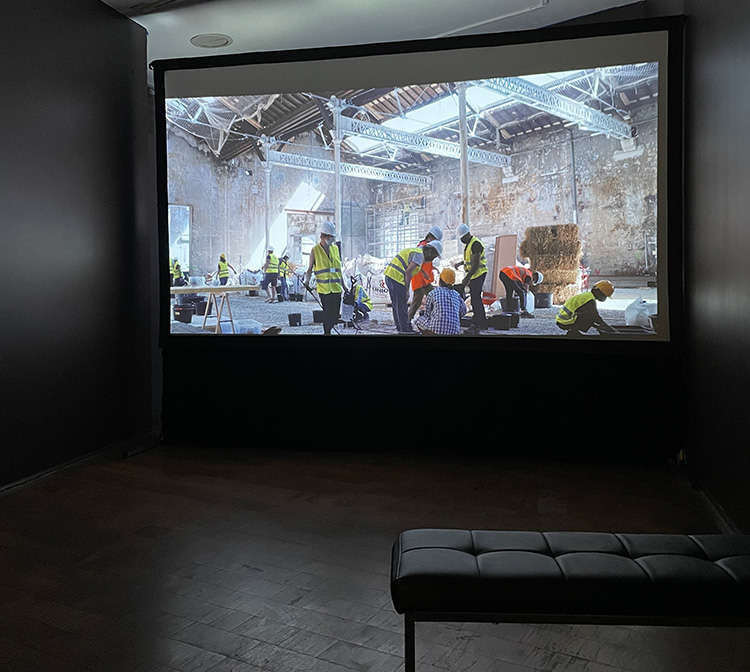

190,33,233,49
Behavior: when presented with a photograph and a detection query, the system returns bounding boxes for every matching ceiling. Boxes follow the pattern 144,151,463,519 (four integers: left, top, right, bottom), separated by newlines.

99,0,651,170
164,65,658,170
100,0,642,70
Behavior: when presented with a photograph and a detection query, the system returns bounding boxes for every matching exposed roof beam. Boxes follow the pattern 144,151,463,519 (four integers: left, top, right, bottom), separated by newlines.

267,150,431,187
480,77,633,140
338,116,510,167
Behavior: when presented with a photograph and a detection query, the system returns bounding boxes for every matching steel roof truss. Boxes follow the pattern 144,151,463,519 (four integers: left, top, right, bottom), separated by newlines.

267,150,431,187
339,116,510,167
480,77,633,139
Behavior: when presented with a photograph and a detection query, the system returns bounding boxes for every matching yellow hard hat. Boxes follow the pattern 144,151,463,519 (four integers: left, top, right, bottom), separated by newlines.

594,280,615,297
440,268,456,285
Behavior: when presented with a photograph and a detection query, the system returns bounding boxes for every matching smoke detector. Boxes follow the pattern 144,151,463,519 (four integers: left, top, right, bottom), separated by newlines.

190,33,233,48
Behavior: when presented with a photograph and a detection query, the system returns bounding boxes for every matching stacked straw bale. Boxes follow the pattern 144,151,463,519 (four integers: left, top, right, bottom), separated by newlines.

519,224,582,305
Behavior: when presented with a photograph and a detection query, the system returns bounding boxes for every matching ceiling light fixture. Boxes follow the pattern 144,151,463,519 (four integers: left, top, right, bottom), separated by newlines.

190,33,233,49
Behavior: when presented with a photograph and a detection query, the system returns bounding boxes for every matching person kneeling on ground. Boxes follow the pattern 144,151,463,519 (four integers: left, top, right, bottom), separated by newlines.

556,280,616,336
415,268,467,336
498,266,543,317
352,276,373,322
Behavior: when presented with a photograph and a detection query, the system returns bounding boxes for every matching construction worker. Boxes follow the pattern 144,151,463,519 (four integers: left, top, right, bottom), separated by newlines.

385,240,442,333
305,221,343,335
456,223,488,333
277,254,290,302
262,246,279,302
212,253,236,286
415,267,467,336
556,280,616,336
352,276,373,322
408,225,444,321
170,258,184,287
498,266,544,317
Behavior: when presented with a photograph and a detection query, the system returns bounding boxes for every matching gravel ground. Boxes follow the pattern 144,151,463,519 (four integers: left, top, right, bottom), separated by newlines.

171,292,631,337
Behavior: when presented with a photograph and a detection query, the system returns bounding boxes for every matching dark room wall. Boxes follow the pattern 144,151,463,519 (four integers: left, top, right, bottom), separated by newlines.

563,0,750,531
1,0,159,485
679,0,750,531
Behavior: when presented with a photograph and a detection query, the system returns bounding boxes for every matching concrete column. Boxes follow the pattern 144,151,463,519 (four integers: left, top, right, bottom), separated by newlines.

261,135,272,256
331,97,343,238
456,83,470,227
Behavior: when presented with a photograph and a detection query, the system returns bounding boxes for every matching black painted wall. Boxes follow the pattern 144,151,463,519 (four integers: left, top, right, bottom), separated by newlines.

526,0,750,531
680,0,750,531
1,0,159,485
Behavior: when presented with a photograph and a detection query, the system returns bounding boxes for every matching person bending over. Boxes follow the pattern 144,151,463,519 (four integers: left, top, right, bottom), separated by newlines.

556,280,616,336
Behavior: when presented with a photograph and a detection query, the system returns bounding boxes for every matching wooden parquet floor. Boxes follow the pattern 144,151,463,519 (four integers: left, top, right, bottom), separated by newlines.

0,445,748,672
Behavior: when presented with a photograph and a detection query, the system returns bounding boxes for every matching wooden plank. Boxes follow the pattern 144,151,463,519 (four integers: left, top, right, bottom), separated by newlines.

491,234,518,298
171,285,259,294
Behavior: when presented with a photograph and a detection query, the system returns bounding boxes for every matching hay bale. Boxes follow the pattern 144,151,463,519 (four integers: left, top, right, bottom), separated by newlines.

532,251,583,269
520,224,583,303
535,269,579,285
520,224,582,260
537,282,581,305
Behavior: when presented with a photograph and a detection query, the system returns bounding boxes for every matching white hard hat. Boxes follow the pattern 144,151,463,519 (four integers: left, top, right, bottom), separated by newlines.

457,223,470,238
425,240,443,256
533,271,544,285
321,221,336,236
427,225,444,241
268,246,274,252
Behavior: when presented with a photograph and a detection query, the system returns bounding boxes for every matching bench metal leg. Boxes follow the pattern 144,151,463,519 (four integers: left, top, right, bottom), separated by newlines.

405,612,415,672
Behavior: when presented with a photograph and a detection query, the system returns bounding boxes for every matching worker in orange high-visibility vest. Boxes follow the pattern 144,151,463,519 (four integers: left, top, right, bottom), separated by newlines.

408,226,443,321
498,265,543,317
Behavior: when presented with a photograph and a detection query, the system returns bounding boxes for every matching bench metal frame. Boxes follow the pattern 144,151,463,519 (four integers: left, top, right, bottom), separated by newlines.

403,612,750,672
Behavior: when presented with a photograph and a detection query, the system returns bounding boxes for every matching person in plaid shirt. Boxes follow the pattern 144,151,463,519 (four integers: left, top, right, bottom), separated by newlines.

415,268,466,335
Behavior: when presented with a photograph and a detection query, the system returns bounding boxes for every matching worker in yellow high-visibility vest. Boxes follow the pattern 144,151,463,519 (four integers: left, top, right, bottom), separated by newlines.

262,247,280,302
213,253,236,286
457,223,488,334
556,280,616,336
304,221,344,335
171,258,184,287
384,240,442,333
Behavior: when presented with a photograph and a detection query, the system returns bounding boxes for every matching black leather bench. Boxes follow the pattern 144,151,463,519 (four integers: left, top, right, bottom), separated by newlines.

390,529,750,671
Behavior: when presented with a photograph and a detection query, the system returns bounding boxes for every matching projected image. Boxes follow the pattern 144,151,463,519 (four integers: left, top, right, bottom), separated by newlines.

166,62,660,337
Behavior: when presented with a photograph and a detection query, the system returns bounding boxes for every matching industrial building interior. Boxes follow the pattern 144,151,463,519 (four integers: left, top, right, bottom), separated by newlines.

166,63,659,336
3,1,750,671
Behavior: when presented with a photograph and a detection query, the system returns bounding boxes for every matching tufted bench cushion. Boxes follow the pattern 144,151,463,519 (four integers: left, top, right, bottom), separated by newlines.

391,529,750,619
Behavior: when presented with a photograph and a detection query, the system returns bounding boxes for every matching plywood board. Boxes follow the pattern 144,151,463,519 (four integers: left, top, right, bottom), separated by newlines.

492,235,518,297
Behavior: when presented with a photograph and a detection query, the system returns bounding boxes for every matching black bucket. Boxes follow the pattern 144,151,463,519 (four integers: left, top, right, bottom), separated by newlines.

288,313,301,327
535,292,553,309
193,299,211,316
500,297,520,313
313,310,325,323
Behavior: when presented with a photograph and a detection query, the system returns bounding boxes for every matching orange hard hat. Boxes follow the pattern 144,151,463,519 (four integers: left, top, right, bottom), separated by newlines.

440,268,456,285
594,280,615,297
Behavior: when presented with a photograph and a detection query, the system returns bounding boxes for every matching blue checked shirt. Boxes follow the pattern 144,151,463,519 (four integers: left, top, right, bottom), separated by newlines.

414,286,467,335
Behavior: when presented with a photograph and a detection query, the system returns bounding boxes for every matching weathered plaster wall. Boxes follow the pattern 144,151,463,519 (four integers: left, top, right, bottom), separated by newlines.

169,103,657,277
167,131,372,274
425,103,658,276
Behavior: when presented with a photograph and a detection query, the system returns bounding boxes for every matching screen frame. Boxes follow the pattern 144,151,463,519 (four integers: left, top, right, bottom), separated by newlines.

152,15,685,358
